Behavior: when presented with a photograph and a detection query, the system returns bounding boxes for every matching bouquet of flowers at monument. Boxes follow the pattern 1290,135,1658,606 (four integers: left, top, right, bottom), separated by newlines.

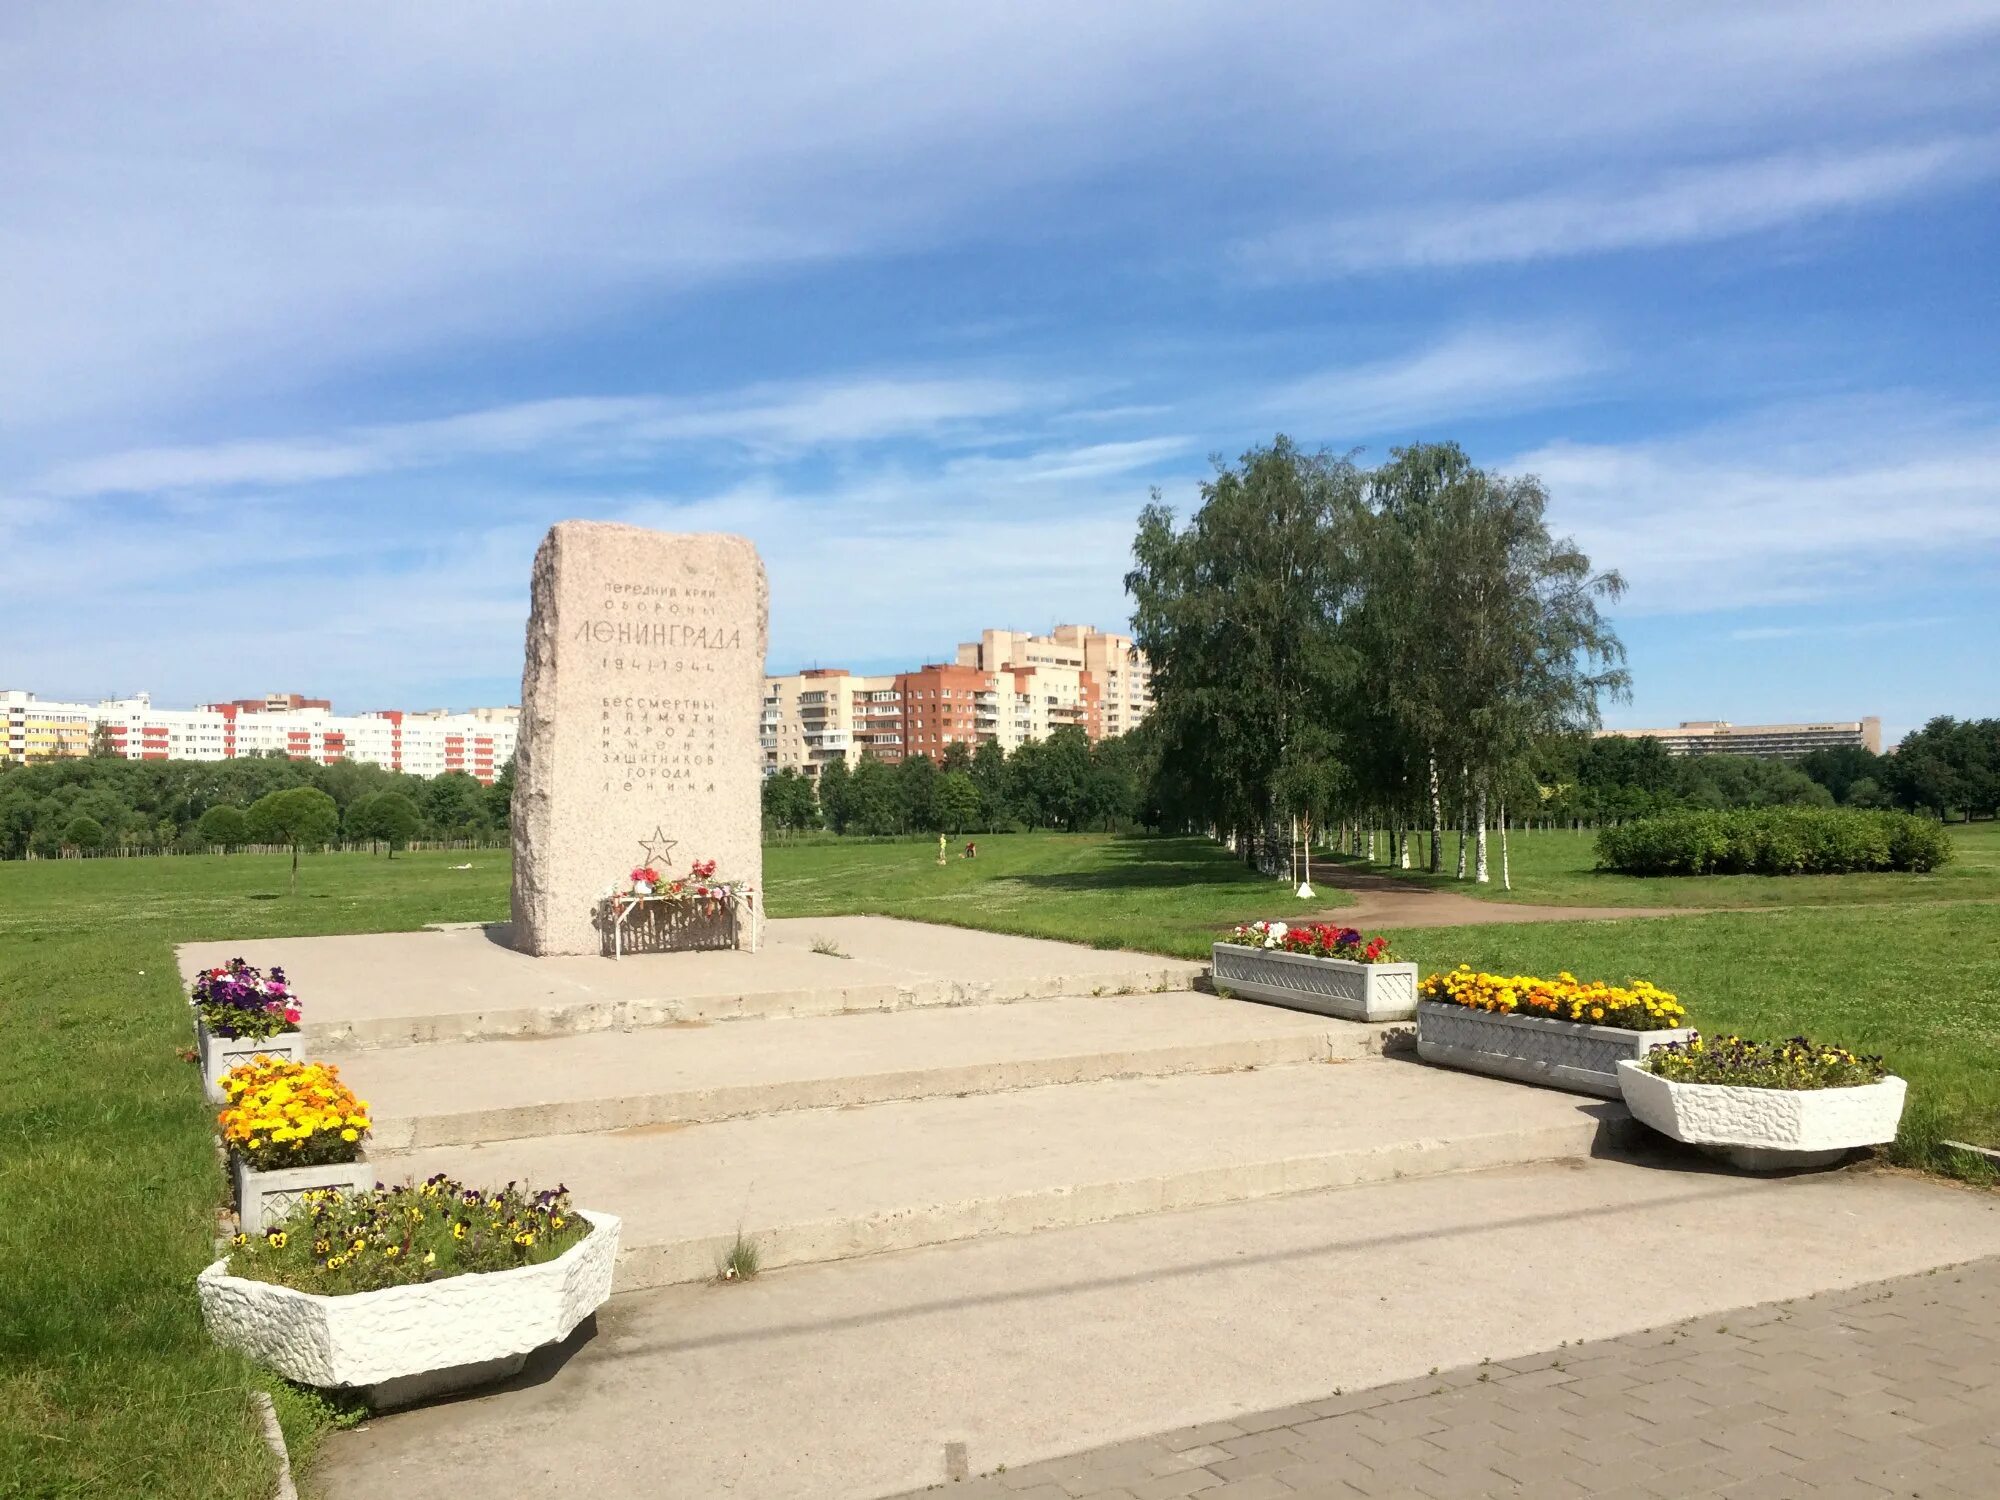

1228,920,1392,964
629,865,663,895
192,957,301,1039
219,1057,372,1171
630,857,746,914
224,1174,593,1295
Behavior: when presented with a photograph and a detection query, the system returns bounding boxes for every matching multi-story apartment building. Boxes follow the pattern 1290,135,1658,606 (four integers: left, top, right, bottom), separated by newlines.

762,622,1154,779
1595,718,1883,760
955,624,1151,741
761,668,893,776
0,690,519,784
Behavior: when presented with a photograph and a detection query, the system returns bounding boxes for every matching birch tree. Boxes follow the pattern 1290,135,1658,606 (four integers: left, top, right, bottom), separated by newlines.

1127,438,1365,861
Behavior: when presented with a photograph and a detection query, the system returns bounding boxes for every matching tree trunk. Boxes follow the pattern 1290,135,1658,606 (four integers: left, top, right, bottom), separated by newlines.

1428,755,1443,874
1399,815,1412,869
290,842,299,895
1474,781,1490,884
1500,796,1511,891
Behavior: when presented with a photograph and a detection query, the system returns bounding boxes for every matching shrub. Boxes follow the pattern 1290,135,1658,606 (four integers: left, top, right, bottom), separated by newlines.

226,1175,590,1295
218,1058,370,1171
1595,808,1953,877
1419,965,1687,1031
1643,1034,1887,1090
191,957,300,1039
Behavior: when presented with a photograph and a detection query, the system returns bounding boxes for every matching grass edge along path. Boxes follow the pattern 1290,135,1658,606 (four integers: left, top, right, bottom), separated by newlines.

0,853,509,1500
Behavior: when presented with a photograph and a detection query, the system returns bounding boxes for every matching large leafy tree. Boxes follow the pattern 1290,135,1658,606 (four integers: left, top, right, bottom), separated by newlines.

1126,437,1365,861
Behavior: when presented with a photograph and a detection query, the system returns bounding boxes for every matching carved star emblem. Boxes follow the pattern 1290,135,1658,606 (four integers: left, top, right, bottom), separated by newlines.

637,826,679,870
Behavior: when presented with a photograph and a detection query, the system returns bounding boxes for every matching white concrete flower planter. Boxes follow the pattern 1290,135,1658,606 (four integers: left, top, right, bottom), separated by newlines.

198,1210,621,1408
233,1154,376,1230
1415,1000,1694,1099
196,1019,305,1104
1211,944,1418,1022
1616,1061,1908,1171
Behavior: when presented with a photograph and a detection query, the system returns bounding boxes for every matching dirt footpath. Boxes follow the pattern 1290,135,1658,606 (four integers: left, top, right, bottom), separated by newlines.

1308,862,1699,929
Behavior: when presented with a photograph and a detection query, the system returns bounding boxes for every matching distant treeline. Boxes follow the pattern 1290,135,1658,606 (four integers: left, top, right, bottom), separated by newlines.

764,726,1150,836
1544,717,2000,824
0,752,514,859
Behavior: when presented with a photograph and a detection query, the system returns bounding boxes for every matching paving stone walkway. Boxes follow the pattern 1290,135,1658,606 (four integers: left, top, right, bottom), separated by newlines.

907,1255,2000,1499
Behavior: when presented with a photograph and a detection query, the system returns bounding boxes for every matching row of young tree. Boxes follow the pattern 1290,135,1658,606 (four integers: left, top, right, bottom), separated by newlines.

1127,437,1629,883
762,725,1152,836
1122,438,1994,877
0,750,516,860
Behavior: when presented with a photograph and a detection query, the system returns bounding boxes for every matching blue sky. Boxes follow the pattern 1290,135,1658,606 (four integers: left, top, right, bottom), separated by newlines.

3,4,1997,745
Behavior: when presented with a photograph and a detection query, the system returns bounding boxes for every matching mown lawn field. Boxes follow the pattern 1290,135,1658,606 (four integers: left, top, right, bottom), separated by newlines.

764,831,1348,946
1356,819,2000,910
3,830,1994,1498
0,850,509,1500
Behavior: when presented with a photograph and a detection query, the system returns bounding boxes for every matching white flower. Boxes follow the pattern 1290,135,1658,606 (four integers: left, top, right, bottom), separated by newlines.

1263,921,1288,948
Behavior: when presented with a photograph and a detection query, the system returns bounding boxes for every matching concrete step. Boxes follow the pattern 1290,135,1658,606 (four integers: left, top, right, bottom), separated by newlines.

342,992,1389,1150
369,1058,1636,1291
179,918,1204,1049
316,1158,2000,1500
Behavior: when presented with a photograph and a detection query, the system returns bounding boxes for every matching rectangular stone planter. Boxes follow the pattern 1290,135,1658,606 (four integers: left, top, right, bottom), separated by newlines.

232,1154,376,1230
1415,1000,1693,1099
197,1020,305,1104
198,1209,621,1408
1616,1060,1908,1171
1211,944,1418,1022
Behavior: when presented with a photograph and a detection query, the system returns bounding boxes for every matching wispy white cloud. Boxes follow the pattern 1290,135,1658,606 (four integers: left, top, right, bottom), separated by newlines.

33,376,1044,497
1517,399,2000,614
1727,616,1951,642
1259,328,1603,434
1238,139,1996,278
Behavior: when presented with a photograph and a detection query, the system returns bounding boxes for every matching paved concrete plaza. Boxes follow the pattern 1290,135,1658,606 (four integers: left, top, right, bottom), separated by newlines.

319,1161,2000,1500
187,917,2000,1500
927,1251,2000,1500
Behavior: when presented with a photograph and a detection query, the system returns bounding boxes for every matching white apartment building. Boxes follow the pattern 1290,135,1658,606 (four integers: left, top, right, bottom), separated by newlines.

0,690,518,785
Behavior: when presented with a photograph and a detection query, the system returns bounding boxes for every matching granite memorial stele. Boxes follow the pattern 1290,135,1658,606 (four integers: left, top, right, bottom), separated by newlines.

510,521,767,957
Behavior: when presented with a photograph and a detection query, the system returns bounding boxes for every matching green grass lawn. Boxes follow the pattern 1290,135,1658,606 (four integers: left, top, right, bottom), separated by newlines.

765,831,1347,947
4,831,1995,1499
0,850,510,1500
1338,820,2000,911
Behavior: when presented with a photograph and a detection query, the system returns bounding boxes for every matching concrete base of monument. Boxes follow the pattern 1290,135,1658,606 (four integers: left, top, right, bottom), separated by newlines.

314,1158,2000,1500
366,1057,1635,1292
341,990,1399,1149
177,917,1206,1050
